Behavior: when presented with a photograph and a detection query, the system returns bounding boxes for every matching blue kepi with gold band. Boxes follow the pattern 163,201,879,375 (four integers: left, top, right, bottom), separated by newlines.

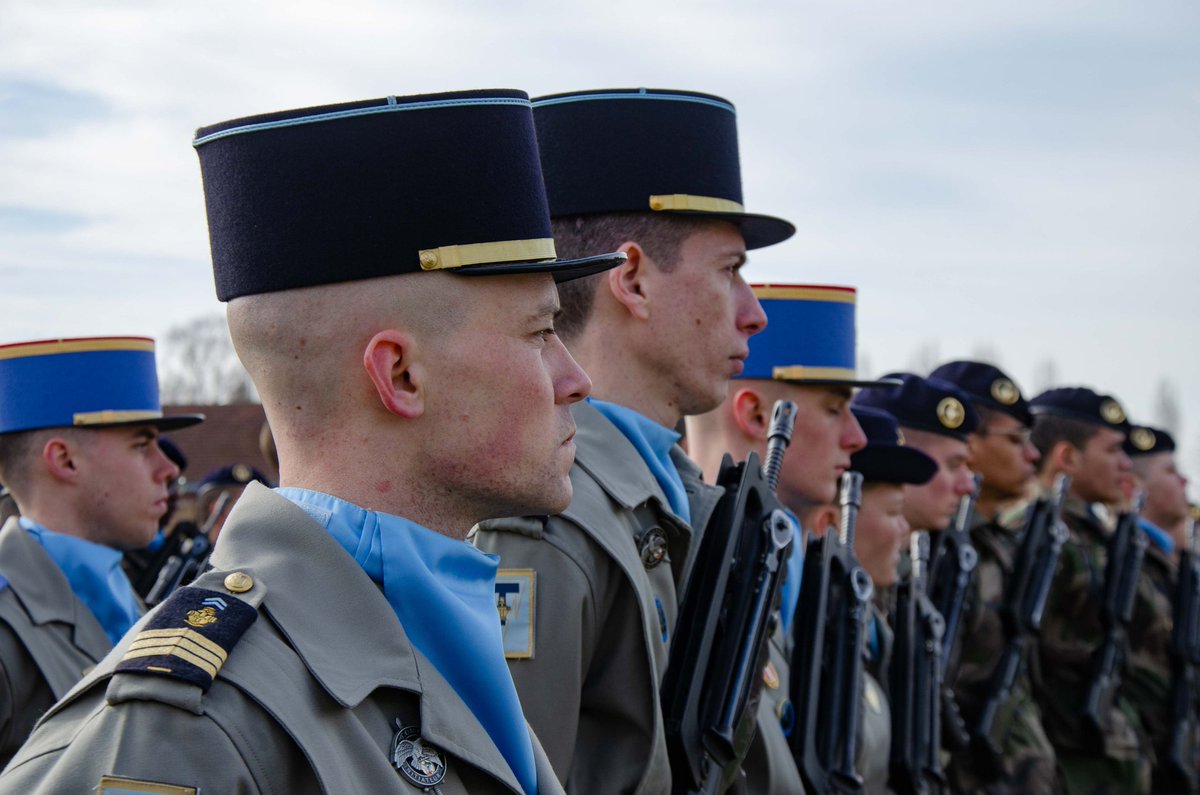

193,89,627,301
0,337,202,434
741,283,899,388
531,88,795,249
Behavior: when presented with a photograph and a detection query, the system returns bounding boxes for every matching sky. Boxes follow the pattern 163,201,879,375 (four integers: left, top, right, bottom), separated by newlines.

2,0,1198,489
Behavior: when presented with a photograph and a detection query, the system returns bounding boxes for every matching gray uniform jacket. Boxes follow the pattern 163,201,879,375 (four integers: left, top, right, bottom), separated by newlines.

0,518,112,766
0,484,563,795
474,402,723,794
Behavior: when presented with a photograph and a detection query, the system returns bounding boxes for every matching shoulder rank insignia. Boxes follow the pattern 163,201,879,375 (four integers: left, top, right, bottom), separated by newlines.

392,720,448,788
99,774,197,794
115,587,256,692
495,569,535,659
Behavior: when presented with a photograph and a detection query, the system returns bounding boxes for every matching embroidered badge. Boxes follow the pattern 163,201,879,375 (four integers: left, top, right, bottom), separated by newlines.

936,397,965,430
391,721,448,788
495,568,534,660
1100,398,1126,425
98,774,197,794
990,377,1020,405
638,526,668,569
655,596,669,643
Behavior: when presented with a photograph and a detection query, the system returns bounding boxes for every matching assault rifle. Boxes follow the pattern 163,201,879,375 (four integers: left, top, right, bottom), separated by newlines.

889,531,946,795
970,474,1070,774
1161,515,1200,791
662,400,797,794
788,471,873,795
144,492,230,606
1081,492,1148,745
927,475,980,752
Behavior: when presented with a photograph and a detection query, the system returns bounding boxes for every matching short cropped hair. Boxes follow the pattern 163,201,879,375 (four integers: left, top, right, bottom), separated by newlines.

552,213,715,340
1031,414,1101,471
0,430,42,500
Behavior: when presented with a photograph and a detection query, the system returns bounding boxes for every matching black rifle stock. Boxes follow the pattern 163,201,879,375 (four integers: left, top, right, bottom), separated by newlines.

788,470,872,795
970,474,1070,772
662,400,797,794
889,531,946,795
928,475,981,752
1162,516,1200,791
1082,492,1148,744
145,491,230,606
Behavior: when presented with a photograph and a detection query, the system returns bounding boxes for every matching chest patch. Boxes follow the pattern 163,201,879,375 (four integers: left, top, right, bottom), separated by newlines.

392,721,449,788
495,568,535,659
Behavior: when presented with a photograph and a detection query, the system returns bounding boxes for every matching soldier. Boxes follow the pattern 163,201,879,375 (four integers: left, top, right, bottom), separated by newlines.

0,337,202,765
0,89,625,793
687,283,889,793
473,88,793,793
928,360,1059,794
847,405,939,794
1123,424,1194,793
1028,387,1154,794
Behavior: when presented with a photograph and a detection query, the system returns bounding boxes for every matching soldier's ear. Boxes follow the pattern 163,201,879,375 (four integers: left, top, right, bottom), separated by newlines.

42,437,80,483
362,329,424,419
1050,440,1078,475
731,387,771,441
605,242,650,321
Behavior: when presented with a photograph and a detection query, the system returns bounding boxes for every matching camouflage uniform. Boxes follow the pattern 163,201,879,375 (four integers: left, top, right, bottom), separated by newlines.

946,508,1060,794
1034,497,1152,795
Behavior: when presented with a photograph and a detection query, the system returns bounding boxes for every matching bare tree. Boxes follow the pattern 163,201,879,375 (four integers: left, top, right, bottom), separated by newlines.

1153,378,1181,435
158,314,258,404
907,340,940,376
969,342,1002,367
1031,358,1060,395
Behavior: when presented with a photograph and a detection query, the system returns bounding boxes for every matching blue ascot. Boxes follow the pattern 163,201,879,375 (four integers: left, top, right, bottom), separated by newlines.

20,518,141,645
589,398,691,523
278,488,536,795
1138,517,1174,555
779,512,805,633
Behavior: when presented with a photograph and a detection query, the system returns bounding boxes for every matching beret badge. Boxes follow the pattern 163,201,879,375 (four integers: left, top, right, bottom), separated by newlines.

937,397,966,430
990,378,1020,406
1100,399,1126,426
1130,427,1156,451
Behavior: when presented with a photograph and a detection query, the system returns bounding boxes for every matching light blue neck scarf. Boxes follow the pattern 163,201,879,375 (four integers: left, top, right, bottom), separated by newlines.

278,488,536,795
779,511,805,633
1138,517,1174,555
20,518,140,645
588,398,691,523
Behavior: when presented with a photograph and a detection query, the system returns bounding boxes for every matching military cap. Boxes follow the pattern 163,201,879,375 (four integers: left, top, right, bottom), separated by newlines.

850,406,938,485
928,360,1032,427
852,372,980,441
158,437,188,473
1028,386,1131,432
0,337,203,435
531,88,794,250
1123,424,1175,457
198,463,271,490
193,89,626,301
741,284,900,388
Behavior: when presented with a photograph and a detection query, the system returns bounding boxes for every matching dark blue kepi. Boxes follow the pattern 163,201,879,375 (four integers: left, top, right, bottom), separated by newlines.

531,88,795,250
193,89,626,301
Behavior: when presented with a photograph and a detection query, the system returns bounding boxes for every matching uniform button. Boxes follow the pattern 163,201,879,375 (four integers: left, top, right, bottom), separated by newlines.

224,572,254,593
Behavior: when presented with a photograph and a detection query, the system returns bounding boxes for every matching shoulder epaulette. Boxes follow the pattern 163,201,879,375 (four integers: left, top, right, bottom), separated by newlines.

474,515,545,540
115,586,257,692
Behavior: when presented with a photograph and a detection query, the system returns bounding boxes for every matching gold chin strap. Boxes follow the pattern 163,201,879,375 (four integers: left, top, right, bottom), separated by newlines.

73,409,163,426
772,366,857,382
648,194,745,214
418,238,557,271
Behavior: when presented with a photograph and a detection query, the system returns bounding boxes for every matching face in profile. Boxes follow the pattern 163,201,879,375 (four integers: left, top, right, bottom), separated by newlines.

74,425,180,549
969,413,1038,501
902,432,974,531
1069,427,1130,505
855,482,910,586
775,385,866,508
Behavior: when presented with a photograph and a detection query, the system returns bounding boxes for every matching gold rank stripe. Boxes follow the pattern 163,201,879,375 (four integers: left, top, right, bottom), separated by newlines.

754,285,857,303
0,336,155,360
122,628,228,679
773,365,858,382
74,409,164,426
649,193,744,214
418,237,557,271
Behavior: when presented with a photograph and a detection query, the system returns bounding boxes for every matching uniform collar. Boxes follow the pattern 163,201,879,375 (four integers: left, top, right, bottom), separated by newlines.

0,518,112,660
207,484,525,793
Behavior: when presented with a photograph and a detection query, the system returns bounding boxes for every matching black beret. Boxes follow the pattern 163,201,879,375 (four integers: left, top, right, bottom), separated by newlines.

1123,424,1176,456
199,464,270,490
157,437,188,473
1029,387,1131,433
531,88,794,250
193,89,626,301
929,360,1032,427
852,372,980,441
850,407,939,485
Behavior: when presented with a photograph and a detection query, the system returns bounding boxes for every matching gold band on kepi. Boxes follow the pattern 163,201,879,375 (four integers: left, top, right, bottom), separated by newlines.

772,366,859,382
74,409,165,427
418,238,557,271
649,194,745,214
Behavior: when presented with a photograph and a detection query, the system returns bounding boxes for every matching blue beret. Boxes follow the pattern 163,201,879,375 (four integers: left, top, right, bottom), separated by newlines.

531,88,794,250
0,337,203,435
1029,387,1130,433
852,372,980,441
193,89,626,301
158,437,188,473
1124,424,1175,457
850,407,938,485
929,360,1033,427
740,284,899,388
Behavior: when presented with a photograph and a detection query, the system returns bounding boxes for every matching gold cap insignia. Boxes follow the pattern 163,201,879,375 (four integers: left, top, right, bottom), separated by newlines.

1130,427,1156,451
990,378,1019,406
937,397,966,429
232,463,253,482
1100,399,1126,425
224,572,254,593
185,606,218,628
896,429,906,446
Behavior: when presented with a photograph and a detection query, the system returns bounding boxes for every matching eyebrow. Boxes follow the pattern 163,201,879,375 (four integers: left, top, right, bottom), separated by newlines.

528,301,561,323
133,428,158,441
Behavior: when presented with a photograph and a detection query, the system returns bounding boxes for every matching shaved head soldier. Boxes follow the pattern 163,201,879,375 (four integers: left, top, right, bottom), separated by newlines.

0,89,622,793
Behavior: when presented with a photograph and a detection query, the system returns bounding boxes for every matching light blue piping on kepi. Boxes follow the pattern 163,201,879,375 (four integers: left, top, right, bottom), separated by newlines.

532,90,736,114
